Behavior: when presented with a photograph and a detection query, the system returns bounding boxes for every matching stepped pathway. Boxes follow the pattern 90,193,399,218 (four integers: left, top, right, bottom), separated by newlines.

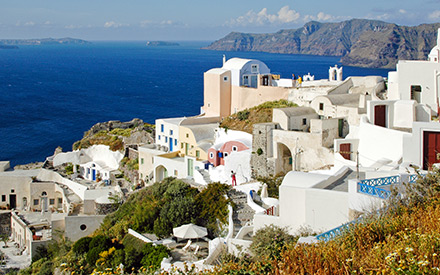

228,189,255,238
197,168,212,184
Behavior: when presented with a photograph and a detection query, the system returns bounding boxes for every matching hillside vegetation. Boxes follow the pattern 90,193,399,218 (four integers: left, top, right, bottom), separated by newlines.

220,100,297,134
72,120,154,151
210,169,440,274
15,179,230,275
204,19,440,68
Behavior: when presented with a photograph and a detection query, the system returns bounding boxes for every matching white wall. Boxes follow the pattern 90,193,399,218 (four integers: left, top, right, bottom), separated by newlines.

37,169,88,201
64,215,105,242
356,119,411,168
155,118,182,152
403,122,440,168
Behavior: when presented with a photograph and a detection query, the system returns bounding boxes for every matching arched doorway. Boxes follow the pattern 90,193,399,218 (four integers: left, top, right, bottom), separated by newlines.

155,165,168,182
277,143,293,173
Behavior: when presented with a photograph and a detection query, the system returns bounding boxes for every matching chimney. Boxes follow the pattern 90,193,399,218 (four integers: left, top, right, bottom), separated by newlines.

223,55,226,66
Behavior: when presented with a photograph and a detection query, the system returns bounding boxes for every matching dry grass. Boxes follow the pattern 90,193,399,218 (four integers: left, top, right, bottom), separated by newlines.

220,100,297,134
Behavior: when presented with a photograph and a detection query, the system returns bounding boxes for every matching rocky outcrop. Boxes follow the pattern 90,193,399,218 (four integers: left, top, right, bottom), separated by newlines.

84,118,146,138
204,19,440,69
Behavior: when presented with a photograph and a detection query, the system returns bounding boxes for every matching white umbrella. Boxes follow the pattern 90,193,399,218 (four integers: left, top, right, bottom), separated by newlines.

173,223,208,239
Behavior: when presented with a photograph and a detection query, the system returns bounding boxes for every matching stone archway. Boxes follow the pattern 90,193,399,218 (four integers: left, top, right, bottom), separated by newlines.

276,143,293,174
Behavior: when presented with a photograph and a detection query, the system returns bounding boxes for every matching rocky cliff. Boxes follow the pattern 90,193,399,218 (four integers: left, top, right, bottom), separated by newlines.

204,19,440,68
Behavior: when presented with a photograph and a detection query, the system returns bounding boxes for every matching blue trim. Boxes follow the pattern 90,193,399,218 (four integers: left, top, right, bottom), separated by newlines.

360,175,399,187
358,183,391,199
316,219,359,242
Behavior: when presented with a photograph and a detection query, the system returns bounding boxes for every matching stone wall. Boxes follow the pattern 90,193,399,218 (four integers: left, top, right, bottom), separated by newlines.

251,123,278,178
0,212,11,236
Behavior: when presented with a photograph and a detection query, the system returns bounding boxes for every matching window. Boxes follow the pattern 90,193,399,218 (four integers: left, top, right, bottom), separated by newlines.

196,150,200,158
319,103,324,111
251,64,259,73
232,146,238,152
41,191,47,196
152,157,154,163
161,124,164,132
33,199,39,206
186,133,189,138
1,195,5,202
410,85,422,103
175,140,177,146
165,136,168,142
223,76,229,82
174,170,178,176
209,152,214,159
181,143,184,149
10,189,14,193
158,135,161,140
49,199,55,205
243,75,249,86
170,130,173,135
302,118,307,125
224,152,229,158
141,158,144,164
80,224,87,231
58,198,62,204
141,173,143,179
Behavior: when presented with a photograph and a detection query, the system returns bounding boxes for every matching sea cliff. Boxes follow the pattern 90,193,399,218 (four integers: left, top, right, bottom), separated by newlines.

204,19,440,68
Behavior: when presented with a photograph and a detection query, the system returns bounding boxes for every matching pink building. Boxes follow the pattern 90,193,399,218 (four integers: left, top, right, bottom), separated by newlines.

208,140,250,167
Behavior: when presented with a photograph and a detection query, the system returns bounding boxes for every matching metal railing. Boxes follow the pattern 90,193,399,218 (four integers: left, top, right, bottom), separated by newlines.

359,175,399,187
358,183,391,199
316,219,359,242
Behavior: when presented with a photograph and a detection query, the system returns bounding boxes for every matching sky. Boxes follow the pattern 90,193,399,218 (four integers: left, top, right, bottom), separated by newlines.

1,0,440,41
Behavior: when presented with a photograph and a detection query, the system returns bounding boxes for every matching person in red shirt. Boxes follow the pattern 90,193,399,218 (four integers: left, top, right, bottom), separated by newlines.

231,171,237,186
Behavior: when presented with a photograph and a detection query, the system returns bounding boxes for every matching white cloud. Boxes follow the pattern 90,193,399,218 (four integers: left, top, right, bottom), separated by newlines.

399,9,407,14
140,20,152,27
139,20,186,28
226,6,301,27
303,12,347,23
226,6,349,27
429,10,440,19
104,21,129,28
160,20,174,25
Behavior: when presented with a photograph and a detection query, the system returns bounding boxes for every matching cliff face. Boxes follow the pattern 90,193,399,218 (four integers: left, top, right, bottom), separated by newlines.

204,19,440,68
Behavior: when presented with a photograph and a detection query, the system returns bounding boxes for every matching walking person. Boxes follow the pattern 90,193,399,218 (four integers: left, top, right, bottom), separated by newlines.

231,170,237,187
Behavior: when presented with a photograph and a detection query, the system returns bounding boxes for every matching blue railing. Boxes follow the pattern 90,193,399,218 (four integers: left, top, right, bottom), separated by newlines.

408,174,418,183
316,219,358,242
359,175,399,187
358,183,391,199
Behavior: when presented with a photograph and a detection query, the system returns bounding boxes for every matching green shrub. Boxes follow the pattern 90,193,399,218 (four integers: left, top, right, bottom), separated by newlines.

237,110,250,121
140,243,170,270
250,224,295,261
86,247,102,266
72,236,92,255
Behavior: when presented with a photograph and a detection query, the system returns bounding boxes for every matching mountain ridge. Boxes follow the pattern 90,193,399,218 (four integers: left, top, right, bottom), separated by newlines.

203,19,440,68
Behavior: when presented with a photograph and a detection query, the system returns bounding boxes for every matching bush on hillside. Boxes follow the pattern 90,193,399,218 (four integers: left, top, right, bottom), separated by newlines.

72,236,92,255
250,225,295,261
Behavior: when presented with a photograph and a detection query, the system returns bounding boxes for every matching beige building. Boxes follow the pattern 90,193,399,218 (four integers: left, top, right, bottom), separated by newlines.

202,58,291,118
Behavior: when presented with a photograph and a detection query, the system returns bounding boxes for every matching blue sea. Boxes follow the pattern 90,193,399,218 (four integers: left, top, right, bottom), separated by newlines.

0,41,391,167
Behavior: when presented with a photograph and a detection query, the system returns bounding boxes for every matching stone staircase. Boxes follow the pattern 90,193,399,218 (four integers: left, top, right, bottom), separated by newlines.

197,168,212,184
228,189,255,238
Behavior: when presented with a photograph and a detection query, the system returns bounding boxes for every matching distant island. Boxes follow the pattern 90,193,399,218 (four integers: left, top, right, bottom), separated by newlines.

146,41,179,46
0,37,90,46
204,19,440,69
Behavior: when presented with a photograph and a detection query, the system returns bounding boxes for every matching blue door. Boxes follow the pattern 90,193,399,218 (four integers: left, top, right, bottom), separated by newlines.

92,169,96,181
169,137,173,151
